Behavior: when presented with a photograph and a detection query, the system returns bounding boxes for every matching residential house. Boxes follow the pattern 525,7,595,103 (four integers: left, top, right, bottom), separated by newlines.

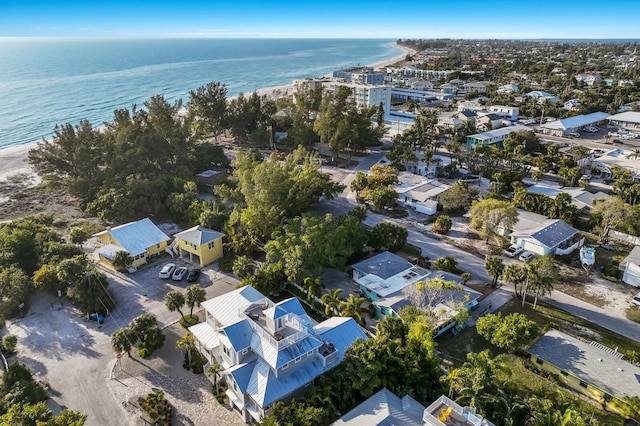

94,218,170,271
497,83,518,94
373,271,481,338
525,184,611,211
475,113,503,132
563,99,581,111
394,172,450,215
439,83,458,95
588,148,640,180
526,90,560,103
462,81,488,93
331,388,426,426
540,112,609,137
410,80,435,90
171,225,225,267
189,286,367,423
333,390,495,426
486,105,519,121
437,112,464,132
456,110,478,122
528,329,640,416
608,111,640,130
575,72,602,86
619,246,640,287
423,395,496,426
466,124,531,147
507,210,583,256
352,251,430,301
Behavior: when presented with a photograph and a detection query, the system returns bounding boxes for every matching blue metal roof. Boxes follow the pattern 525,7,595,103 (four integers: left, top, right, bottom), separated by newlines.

266,298,306,320
228,361,257,393
223,320,253,352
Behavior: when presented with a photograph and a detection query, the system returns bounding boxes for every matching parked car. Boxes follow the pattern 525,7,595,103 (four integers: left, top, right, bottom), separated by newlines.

633,292,640,306
519,251,534,262
172,266,188,281
567,132,581,138
159,263,176,279
186,268,201,282
583,126,599,133
504,244,524,258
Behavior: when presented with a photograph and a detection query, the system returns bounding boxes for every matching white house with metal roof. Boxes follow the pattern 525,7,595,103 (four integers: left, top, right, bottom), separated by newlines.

93,218,170,270
540,111,609,137
352,251,430,301
619,246,640,287
507,210,583,256
189,286,367,423
331,388,426,426
466,124,530,147
608,111,640,129
528,329,640,416
395,173,450,215
526,184,611,211
332,389,496,426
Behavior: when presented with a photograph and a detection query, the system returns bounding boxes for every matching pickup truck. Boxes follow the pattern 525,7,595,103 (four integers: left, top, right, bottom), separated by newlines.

504,244,524,258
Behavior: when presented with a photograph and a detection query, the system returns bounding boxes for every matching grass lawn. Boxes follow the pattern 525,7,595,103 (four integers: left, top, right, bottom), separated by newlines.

626,305,640,323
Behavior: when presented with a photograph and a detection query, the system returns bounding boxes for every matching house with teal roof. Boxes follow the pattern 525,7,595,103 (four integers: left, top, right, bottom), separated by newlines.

189,286,367,424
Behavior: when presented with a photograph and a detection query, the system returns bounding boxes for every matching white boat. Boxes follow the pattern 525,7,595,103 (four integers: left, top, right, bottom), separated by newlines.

580,246,596,272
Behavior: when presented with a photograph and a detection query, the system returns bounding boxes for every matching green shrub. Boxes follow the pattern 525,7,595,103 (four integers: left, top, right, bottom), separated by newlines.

2,335,18,353
138,390,172,426
432,215,452,234
179,314,200,328
183,350,207,374
137,347,150,358
218,256,234,273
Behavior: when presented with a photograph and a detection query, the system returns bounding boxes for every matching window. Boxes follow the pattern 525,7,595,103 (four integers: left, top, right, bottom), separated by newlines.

282,363,289,370
208,241,215,249
241,348,248,355
307,350,313,357
223,346,230,357
561,370,568,376
579,380,588,388
156,243,160,249
295,356,302,364
535,358,544,366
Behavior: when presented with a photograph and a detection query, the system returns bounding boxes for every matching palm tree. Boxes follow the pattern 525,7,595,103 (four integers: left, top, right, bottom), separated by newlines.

177,332,196,369
112,250,133,272
485,255,504,288
164,290,186,319
186,284,206,317
340,294,367,326
321,289,344,316
302,276,322,301
627,148,640,160
526,256,558,309
111,327,134,357
502,264,526,300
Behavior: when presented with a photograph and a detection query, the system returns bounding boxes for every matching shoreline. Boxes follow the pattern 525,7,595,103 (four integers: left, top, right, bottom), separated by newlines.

0,42,414,181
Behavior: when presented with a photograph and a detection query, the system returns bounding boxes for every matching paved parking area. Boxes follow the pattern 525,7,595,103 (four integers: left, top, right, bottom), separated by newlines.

5,236,241,426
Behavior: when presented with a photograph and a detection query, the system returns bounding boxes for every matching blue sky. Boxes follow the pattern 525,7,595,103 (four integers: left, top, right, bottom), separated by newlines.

1,1,639,39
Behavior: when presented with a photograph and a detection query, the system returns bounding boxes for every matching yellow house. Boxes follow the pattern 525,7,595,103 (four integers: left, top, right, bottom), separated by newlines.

172,226,224,267
528,329,640,416
94,218,170,270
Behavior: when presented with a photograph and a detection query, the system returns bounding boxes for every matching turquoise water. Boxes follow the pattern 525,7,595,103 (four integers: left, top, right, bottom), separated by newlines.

0,38,399,149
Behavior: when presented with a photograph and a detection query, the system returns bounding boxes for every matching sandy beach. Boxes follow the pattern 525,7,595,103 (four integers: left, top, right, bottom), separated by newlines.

0,42,414,190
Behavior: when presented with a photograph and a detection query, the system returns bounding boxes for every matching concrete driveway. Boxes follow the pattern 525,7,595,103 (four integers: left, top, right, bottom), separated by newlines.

5,249,241,426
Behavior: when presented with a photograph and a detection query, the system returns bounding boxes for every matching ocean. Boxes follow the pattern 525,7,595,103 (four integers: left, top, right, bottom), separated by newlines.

0,38,400,150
